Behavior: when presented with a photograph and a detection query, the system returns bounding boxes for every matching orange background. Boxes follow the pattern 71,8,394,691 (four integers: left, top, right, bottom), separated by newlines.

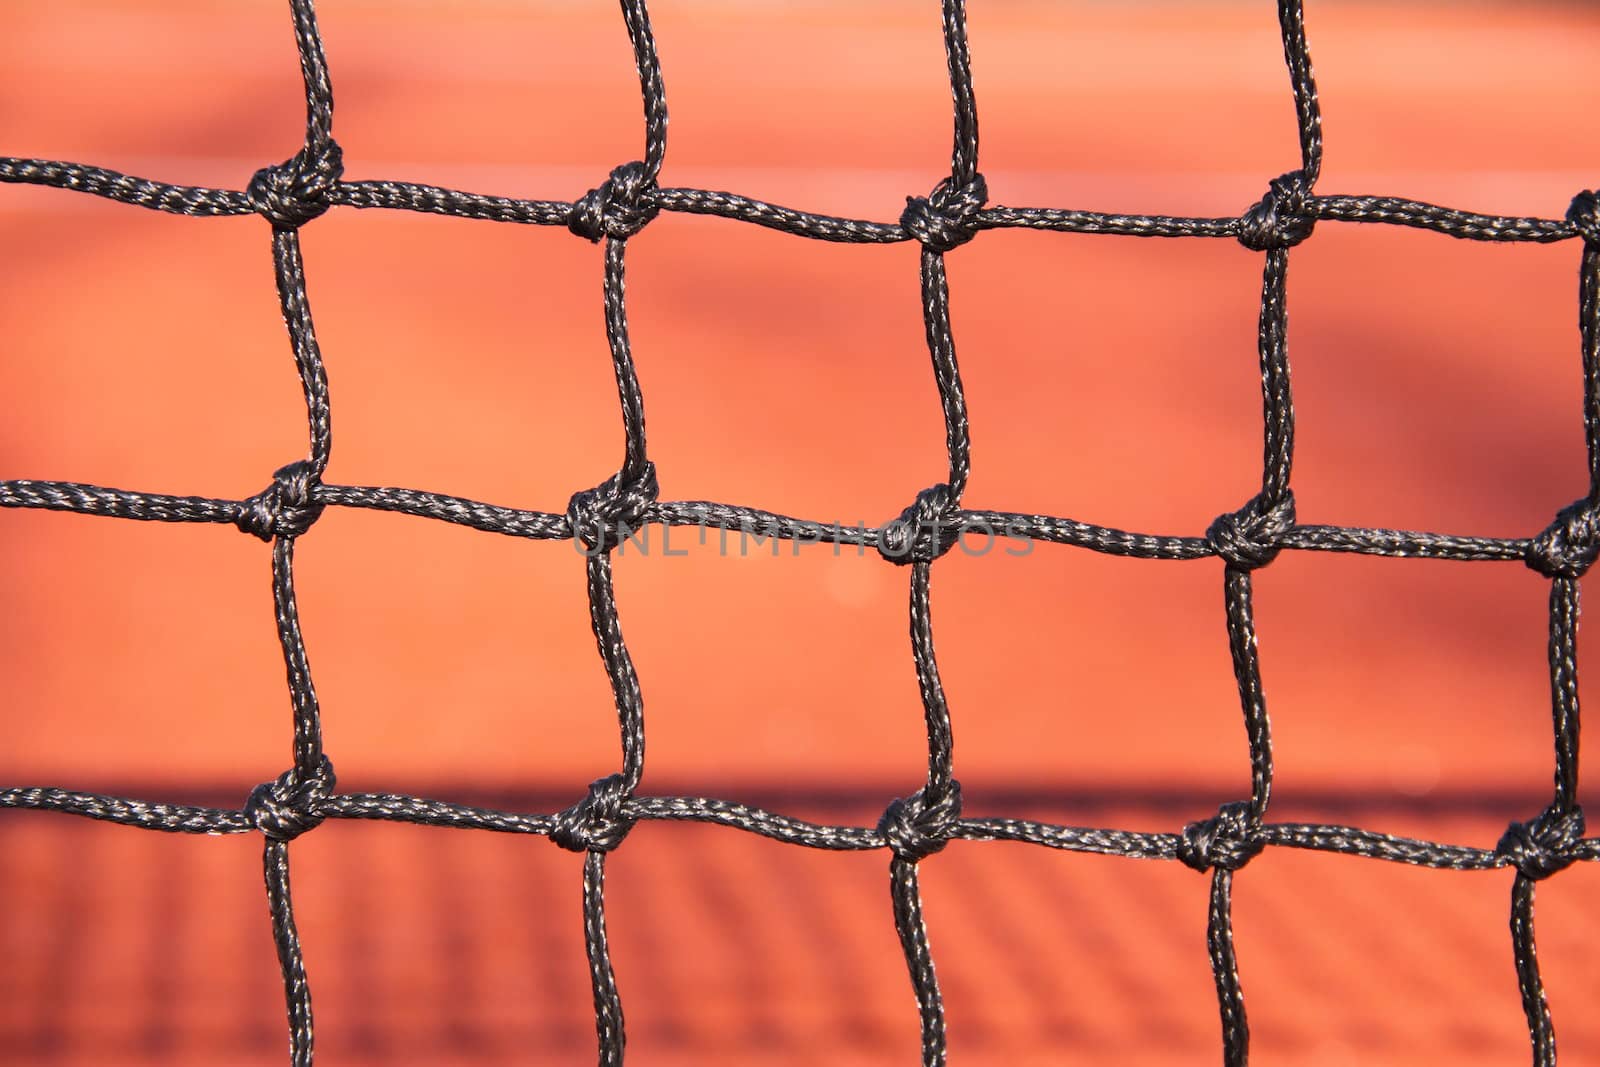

2,1,1599,1064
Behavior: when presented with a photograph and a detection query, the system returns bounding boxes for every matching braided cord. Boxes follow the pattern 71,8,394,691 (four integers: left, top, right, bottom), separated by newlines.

4,1,1598,1064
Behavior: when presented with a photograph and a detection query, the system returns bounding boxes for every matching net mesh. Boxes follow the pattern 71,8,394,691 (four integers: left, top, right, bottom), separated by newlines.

3,1,1598,1064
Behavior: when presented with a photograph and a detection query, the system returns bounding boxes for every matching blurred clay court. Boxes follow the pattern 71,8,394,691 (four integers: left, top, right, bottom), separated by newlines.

4,1,1600,1064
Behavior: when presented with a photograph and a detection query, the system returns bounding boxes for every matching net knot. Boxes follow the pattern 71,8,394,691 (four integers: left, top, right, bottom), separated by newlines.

1237,170,1316,252
1177,801,1263,873
551,774,635,853
1567,190,1600,246
568,161,660,242
246,139,345,229
878,483,962,566
237,460,325,542
1206,491,1296,571
245,756,336,842
1527,498,1600,579
1497,806,1586,881
901,174,988,253
878,781,962,862
567,462,659,553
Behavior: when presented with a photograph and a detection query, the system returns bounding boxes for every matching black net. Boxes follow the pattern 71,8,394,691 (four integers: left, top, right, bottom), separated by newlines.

3,1,1598,1065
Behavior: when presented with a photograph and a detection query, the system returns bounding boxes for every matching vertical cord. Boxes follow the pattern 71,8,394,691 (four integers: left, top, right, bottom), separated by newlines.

288,0,336,154
1508,213,1600,1067
560,6,674,1063
265,840,315,1067
257,4,343,1062
620,0,668,182
604,238,651,488
882,4,984,1065
1192,7,1322,1062
1256,250,1295,511
941,0,979,191
584,852,627,1066
1277,0,1322,186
